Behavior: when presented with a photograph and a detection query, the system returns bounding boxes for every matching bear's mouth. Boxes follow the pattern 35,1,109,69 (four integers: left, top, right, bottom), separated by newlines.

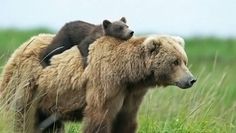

175,82,193,89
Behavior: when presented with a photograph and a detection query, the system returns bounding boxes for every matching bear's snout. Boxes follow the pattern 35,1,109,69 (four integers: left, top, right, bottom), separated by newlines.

176,74,197,89
129,31,134,36
184,76,197,88
126,30,134,39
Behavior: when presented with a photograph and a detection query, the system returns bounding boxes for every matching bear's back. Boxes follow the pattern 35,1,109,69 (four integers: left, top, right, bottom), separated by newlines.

63,21,98,44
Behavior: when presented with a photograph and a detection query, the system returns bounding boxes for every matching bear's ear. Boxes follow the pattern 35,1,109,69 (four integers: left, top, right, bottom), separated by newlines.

120,17,127,23
143,38,161,53
172,36,185,48
103,20,111,29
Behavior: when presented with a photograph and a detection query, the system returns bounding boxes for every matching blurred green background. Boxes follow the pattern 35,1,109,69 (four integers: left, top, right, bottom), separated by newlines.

0,28,235,132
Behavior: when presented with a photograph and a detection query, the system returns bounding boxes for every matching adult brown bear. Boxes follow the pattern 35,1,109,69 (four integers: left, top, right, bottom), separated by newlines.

78,35,196,133
0,34,196,133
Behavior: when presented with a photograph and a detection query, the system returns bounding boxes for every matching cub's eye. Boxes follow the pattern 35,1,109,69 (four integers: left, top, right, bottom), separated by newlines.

119,26,123,30
173,59,180,66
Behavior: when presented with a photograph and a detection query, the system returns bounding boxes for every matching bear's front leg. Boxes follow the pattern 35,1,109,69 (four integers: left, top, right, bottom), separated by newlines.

112,111,138,133
83,89,125,133
112,89,148,133
83,109,111,133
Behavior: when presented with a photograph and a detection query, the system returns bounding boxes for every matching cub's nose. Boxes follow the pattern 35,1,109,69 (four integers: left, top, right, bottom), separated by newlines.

130,31,134,36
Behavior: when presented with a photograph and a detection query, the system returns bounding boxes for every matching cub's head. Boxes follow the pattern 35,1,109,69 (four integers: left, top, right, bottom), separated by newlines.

103,17,134,40
143,35,196,89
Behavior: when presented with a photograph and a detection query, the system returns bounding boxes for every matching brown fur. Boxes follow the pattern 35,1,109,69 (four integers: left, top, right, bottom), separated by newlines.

0,34,54,132
0,34,124,132
0,34,195,133
81,35,192,133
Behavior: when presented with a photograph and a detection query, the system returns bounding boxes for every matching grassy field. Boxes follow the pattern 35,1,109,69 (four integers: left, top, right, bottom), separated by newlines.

0,29,236,133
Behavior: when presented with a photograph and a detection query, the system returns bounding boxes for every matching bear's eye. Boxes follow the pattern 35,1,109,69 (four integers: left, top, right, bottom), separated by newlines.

173,59,180,66
119,26,123,30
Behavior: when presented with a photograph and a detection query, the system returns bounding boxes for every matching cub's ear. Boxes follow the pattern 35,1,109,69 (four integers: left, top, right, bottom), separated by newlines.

172,36,185,48
120,17,127,23
143,37,161,53
103,20,111,29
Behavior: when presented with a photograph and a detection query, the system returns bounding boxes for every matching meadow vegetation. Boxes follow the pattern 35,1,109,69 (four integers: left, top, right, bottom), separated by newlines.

0,29,235,133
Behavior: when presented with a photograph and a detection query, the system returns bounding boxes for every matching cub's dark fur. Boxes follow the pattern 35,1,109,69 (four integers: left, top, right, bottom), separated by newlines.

40,17,134,67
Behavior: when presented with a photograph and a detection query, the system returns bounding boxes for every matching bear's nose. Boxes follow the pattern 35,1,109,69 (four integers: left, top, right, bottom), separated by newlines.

188,78,197,86
130,31,134,36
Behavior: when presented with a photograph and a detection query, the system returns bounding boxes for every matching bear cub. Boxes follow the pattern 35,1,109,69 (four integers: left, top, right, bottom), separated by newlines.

40,17,134,67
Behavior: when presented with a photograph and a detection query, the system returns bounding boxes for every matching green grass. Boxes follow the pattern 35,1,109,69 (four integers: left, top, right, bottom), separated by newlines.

0,29,236,133
0,28,53,67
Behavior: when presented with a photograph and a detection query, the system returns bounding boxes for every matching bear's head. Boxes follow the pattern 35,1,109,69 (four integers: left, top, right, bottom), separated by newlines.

143,35,196,89
102,17,134,40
